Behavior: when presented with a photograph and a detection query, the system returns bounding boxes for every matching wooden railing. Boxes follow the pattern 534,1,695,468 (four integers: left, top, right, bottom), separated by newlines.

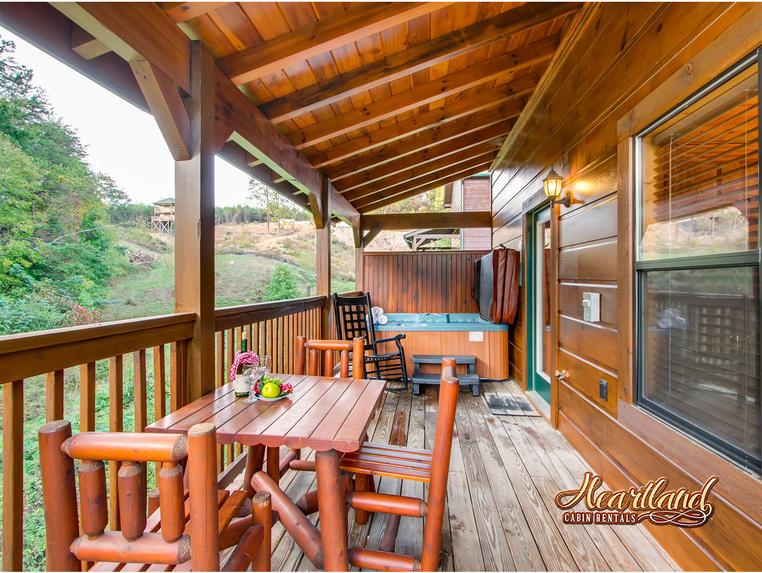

0,295,327,570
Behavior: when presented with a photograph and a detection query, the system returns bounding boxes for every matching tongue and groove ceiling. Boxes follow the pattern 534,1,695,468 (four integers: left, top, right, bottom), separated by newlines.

162,1,580,213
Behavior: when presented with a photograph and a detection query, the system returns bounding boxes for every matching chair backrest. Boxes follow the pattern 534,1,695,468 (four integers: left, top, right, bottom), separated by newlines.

421,357,460,571
332,292,378,346
295,335,365,379
38,420,221,571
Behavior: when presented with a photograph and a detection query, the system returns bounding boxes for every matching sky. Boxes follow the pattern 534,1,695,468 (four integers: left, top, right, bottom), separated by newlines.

1,25,253,207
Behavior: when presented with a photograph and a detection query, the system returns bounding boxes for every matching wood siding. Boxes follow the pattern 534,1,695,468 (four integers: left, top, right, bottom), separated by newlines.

363,251,487,313
490,3,762,570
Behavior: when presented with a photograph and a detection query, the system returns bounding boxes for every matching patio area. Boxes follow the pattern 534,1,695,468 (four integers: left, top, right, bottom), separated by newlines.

259,381,677,572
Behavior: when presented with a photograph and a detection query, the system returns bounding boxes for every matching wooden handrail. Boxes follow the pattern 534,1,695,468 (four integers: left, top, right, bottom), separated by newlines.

214,296,326,332
0,313,196,385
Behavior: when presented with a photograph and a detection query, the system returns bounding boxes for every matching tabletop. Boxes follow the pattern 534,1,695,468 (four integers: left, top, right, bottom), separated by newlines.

146,374,386,452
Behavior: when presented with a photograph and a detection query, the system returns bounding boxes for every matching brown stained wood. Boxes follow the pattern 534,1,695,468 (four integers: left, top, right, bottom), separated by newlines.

289,36,557,149
153,345,167,422
2,379,24,571
261,3,577,123
187,423,220,570
46,369,65,422
109,355,124,530
159,2,226,23
219,3,451,85
170,339,188,412
79,460,108,537
38,421,80,572
80,361,96,432
118,461,148,541
158,462,185,543
134,350,148,432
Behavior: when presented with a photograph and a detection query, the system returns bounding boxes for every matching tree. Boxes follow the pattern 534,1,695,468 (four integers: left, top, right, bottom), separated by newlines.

263,264,298,301
247,177,303,233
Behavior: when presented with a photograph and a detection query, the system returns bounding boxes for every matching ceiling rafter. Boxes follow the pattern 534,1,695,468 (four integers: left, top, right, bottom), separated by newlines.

360,161,494,213
289,35,560,149
218,2,453,86
305,76,538,169
355,154,497,210
340,144,498,200
325,119,513,182
261,2,578,124
159,2,227,23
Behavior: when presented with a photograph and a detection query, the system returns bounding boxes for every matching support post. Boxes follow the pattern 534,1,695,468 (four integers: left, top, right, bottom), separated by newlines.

316,178,332,338
175,41,216,401
353,216,364,291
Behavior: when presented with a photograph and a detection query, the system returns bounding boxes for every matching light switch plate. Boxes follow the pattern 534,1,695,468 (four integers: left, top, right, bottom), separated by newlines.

468,331,484,342
582,292,601,323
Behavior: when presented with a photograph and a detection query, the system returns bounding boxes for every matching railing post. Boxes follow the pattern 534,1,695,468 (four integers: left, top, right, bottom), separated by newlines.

316,177,332,338
175,40,216,401
3,380,24,571
354,216,364,291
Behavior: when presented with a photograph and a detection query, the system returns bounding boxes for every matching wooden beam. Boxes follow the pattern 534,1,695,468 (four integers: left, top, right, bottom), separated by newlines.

175,41,216,402
71,25,110,59
0,3,148,112
53,2,359,224
306,76,537,168
261,2,578,123
218,2,451,86
159,2,226,23
130,59,190,160
363,211,492,232
358,160,493,213
316,183,332,336
288,35,559,149
325,118,512,181
338,142,500,198
353,153,497,210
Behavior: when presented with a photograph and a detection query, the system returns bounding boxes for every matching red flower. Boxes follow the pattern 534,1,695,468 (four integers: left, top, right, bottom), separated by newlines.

280,383,293,394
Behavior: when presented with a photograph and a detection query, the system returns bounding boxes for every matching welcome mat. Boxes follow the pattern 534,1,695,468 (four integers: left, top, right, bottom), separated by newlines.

484,392,541,417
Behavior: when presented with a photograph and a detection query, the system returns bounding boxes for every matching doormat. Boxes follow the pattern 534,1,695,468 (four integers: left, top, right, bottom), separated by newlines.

484,392,541,417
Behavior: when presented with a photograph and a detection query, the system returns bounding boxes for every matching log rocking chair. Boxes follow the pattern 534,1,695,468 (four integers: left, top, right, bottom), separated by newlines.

332,291,409,391
39,421,272,572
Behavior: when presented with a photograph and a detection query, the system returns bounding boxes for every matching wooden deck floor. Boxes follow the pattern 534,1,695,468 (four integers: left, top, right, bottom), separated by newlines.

245,381,680,571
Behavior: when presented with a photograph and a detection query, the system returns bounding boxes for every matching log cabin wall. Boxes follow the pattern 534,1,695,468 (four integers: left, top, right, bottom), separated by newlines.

491,3,762,570
363,251,486,313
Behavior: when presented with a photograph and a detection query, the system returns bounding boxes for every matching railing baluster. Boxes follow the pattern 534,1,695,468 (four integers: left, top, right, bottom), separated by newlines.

170,340,187,411
45,370,64,422
134,350,148,432
214,332,225,472
80,362,96,432
2,379,24,571
109,355,124,529
152,344,167,479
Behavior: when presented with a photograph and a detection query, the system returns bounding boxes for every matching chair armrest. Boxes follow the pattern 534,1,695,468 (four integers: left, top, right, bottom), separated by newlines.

375,334,406,345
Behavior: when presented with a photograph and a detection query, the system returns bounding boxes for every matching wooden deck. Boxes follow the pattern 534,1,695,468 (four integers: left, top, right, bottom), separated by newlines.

232,381,680,571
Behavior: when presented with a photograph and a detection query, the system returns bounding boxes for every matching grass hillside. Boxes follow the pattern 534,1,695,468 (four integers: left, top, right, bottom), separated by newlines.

101,220,356,321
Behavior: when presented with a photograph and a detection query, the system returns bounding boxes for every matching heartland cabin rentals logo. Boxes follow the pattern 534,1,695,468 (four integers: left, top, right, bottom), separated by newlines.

554,472,719,528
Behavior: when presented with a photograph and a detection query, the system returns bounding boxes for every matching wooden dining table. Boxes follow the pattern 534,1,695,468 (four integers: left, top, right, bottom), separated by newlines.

146,372,386,571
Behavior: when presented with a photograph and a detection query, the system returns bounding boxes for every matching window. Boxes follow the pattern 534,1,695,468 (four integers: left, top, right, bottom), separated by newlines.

635,50,761,474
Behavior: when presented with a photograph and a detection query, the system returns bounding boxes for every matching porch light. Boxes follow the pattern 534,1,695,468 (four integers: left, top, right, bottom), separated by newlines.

543,168,564,203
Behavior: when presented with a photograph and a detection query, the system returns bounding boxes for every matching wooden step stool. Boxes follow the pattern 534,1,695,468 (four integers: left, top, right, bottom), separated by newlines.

411,354,480,396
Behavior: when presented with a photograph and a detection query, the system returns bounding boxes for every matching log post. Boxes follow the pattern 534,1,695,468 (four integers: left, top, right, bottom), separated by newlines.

175,40,216,402
251,492,272,572
315,449,349,571
38,421,80,572
187,423,220,570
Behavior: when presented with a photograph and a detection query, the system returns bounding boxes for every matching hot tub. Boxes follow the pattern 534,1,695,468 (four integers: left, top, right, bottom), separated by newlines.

375,313,509,380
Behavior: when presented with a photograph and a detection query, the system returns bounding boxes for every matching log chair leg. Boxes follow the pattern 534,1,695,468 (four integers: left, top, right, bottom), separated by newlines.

379,514,402,553
353,474,370,525
251,492,272,572
266,446,280,482
315,449,349,571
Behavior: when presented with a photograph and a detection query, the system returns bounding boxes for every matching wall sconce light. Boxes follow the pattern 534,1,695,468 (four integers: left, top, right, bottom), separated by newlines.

543,168,573,207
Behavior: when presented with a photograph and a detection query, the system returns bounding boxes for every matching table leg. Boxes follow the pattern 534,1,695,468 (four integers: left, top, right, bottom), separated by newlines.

316,449,349,571
266,446,280,482
244,445,265,495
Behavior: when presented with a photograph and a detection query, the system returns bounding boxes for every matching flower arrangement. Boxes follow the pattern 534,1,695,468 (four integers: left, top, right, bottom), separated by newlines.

229,351,260,381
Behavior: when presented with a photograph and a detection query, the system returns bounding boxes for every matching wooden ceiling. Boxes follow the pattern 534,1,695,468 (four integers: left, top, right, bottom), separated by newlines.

160,1,580,213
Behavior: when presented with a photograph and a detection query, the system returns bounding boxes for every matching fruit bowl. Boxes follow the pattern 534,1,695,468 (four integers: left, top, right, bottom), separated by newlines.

252,375,293,400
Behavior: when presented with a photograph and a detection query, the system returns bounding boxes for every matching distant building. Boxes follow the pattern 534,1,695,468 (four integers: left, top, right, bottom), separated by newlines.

151,197,175,234
404,174,492,251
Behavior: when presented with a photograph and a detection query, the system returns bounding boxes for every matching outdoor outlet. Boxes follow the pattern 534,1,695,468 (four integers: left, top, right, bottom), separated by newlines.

599,379,609,400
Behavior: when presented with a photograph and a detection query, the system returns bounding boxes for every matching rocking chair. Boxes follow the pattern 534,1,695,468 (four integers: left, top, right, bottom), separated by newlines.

332,291,409,391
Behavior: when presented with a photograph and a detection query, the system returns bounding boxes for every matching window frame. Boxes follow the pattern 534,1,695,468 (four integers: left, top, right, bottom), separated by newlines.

633,48,762,474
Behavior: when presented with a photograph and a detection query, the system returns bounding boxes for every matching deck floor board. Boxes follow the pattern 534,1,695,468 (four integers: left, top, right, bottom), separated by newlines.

242,381,679,572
